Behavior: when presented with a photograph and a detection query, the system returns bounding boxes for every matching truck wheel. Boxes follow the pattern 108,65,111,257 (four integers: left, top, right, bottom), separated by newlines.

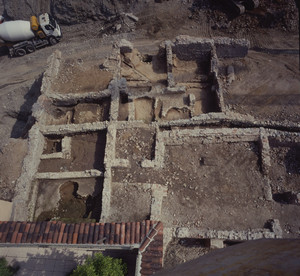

49,36,58,45
15,48,26,57
26,45,35,53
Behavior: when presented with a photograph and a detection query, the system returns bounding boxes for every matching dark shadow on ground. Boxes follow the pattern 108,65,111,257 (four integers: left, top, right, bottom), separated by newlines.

10,74,42,138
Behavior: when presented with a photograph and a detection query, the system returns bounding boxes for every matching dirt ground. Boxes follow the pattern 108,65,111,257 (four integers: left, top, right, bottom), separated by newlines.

269,139,300,194
109,183,151,222
0,139,28,201
35,177,103,222
164,238,210,270
221,52,300,123
52,61,113,94
112,137,300,235
115,127,155,161
45,99,110,125
39,131,106,172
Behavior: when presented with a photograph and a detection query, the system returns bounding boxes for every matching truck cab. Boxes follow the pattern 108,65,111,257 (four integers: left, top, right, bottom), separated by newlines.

38,13,62,44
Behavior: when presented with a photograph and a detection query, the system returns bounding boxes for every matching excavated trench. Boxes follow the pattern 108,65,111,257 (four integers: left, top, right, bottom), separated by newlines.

39,131,106,173
37,178,104,222
5,36,299,250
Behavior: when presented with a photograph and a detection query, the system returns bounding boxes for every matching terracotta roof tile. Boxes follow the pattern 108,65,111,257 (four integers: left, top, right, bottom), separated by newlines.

42,222,51,243
142,250,163,258
0,222,5,241
32,222,41,243
16,222,26,243
16,233,23,244
141,260,162,268
52,221,62,243
0,220,161,246
115,223,120,244
11,222,21,244
37,221,46,243
6,221,17,243
21,223,31,243
145,220,150,236
140,222,163,276
67,223,74,244
104,223,110,244
125,222,131,244
27,222,36,243
147,229,157,240
139,237,150,252
62,224,69,244
140,268,157,275
83,224,89,244
2,222,11,243
131,222,136,244
72,224,79,244
140,221,146,241
57,223,65,244
109,223,115,245
135,222,141,243
93,223,100,243
78,223,85,244
98,223,105,243
88,223,95,244
120,223,125,245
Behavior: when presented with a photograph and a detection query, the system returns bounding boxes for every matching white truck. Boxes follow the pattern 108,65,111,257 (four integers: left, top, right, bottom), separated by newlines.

0,13,62,57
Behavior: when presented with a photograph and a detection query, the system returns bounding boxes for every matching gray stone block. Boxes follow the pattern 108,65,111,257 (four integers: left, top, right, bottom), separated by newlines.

214,38,250,58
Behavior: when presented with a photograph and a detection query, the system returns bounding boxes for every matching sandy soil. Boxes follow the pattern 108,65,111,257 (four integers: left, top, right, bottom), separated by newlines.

221,52,300,123
164,238,210,270
0,139,28,201
52,62,113,94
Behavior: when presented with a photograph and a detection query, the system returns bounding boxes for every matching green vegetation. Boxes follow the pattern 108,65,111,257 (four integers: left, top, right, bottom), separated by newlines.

0,258,15,276
71,253,127,276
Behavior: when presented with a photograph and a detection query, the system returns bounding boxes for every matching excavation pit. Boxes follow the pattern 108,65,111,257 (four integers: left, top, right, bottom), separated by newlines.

269,140,300,193
35,178,103,222
43,136,62,154
38,131,107,173
52,61,113,94
121,49,167,88
186,87,221,114
108,183,151,222
45,98,111,125
134,97,155,123
163,107,191,121
115,128,156,162
127,85,152,96
172,56,211,83
118,93,129,121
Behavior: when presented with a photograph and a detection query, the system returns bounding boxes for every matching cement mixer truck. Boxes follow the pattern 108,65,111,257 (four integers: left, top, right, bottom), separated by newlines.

0,13,61,57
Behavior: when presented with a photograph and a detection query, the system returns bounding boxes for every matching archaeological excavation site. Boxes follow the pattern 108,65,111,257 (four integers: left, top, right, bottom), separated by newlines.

0,0,299,275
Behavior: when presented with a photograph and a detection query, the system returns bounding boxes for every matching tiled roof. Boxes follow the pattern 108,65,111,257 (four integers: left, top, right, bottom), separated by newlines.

0,220,163,275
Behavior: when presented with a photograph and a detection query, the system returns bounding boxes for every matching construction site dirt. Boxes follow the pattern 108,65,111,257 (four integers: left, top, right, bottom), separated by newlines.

0,0,299,272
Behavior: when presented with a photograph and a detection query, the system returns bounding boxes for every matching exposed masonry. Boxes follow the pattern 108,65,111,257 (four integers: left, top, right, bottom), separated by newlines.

40,136,71,160
174,226,281,240
10,37,300,270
